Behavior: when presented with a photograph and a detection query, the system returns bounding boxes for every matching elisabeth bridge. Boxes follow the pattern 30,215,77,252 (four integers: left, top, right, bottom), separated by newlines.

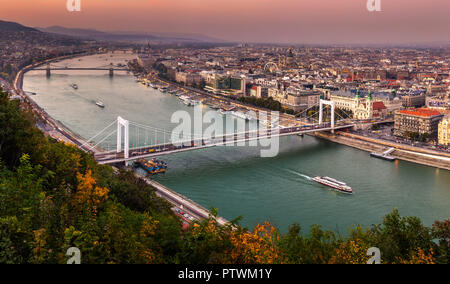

77,100,356,165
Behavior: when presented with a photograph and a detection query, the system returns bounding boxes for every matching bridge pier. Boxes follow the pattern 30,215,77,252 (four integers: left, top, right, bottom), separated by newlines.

46,64,51,78
109,63,114,77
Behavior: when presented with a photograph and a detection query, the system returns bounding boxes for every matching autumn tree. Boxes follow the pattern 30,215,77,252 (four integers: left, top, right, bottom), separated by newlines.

72,169,109,220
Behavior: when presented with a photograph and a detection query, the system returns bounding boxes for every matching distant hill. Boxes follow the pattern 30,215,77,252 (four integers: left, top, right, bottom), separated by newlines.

0,20,40,33
39,26,111,38
38,26,226,43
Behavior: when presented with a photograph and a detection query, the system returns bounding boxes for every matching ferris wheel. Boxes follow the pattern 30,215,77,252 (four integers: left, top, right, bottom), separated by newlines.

264,62,279,73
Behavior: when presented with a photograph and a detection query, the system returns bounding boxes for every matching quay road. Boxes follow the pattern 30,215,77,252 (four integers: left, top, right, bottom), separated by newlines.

95,123,354,165
340,132,450,160
137,174,230,226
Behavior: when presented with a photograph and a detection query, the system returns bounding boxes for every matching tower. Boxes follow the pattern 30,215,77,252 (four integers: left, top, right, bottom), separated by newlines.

353,89,361,111
366,90,373,119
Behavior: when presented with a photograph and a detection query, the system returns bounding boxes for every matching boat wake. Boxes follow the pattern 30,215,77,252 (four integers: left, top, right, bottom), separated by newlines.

286,169,312,181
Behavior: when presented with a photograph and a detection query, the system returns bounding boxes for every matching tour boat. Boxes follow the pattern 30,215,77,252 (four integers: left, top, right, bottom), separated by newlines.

312,176,353,194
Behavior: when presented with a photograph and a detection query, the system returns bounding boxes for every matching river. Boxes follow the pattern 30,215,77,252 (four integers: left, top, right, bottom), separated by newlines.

23,53,450,233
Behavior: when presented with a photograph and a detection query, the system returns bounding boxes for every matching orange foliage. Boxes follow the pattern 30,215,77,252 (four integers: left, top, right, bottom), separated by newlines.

140,215,159,238
72,169,109,218
138,215,161,264
329,239,371,264
397,248,435,264
230,222,284,264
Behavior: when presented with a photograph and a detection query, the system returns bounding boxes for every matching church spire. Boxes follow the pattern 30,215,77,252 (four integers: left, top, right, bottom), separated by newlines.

367,90,373,101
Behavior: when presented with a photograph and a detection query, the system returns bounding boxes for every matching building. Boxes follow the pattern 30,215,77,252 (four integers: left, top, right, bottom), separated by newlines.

137,55,156,70
175,71,202,86
331,90,390,120
204,75,243,96
283,89,321,112
394,109,444,139
249,85,268,98
438,116,450,146
402,92,426,108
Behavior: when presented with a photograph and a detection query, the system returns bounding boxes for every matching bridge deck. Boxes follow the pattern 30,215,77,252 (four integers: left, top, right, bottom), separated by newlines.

33,67,129,71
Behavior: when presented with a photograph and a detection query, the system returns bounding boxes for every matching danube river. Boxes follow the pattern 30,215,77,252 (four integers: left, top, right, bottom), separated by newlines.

23,53,450,233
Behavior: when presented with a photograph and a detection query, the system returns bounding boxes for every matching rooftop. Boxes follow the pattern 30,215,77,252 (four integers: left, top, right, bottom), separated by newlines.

398,108,443,118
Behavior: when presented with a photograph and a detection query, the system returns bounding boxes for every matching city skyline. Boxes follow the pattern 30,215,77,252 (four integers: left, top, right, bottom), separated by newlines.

0,0,449,44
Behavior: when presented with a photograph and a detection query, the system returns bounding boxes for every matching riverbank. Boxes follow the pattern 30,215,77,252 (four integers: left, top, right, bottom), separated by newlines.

314,131,450,171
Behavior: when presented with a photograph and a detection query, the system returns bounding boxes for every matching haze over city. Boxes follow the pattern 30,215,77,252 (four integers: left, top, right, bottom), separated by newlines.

1,0,449,44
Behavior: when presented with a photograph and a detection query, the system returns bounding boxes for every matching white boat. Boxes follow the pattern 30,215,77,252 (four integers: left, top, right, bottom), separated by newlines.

70,83,78,90
245,113,256,121
231,111,250,120
158,86,168,93
96,101,105,108
219,109,230,116
312,176,353,194
190,99,200,106
182,98,199,106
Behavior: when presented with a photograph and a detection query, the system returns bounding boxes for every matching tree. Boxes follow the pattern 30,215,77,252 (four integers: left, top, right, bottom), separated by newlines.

421,133,430,142
230,222,284,264
432,220,450,264
72,169,109,220
365,209,434,264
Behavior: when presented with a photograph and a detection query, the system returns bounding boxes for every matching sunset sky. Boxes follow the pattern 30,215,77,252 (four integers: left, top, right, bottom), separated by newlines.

0,0,449,44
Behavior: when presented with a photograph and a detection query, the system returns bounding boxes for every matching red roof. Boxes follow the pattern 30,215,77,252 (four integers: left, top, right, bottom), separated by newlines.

373,101,386,110
399,108,442,117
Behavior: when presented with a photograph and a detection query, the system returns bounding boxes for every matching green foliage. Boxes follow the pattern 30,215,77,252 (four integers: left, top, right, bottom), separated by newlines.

432,220,450,264
238,96,284,112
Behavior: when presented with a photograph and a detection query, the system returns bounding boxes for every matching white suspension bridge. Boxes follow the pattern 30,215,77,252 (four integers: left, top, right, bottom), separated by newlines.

78,100,355,165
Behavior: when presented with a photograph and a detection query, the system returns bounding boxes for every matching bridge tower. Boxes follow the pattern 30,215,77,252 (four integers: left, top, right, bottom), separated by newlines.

46,64,51,78
319,99,335,132
109,63,114,77
117,116,130,163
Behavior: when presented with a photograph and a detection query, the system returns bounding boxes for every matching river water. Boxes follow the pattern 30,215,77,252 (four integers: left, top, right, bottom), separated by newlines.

23,53,450,233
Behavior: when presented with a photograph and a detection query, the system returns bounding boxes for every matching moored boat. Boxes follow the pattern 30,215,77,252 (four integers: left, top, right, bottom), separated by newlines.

134,158,167,175
230,111,250,120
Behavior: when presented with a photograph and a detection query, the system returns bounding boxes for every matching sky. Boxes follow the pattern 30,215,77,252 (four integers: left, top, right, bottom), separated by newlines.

0,0,449,44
